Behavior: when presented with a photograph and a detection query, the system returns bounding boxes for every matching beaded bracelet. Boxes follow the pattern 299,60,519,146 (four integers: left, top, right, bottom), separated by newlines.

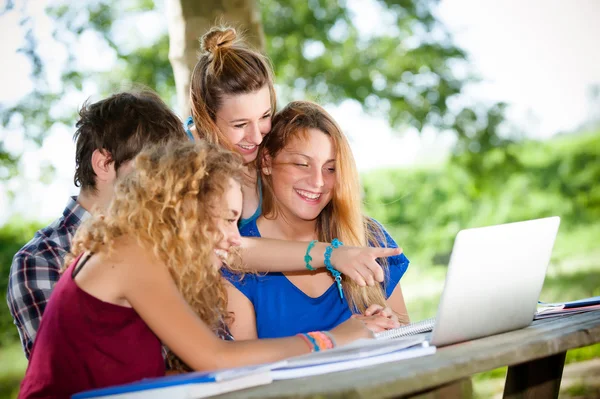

297,331,336,352
324,238,344,300
304,240,318,271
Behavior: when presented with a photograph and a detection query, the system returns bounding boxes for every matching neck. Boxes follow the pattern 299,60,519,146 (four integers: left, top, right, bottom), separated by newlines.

76,187,110,215
242,165,257,189
259,208,317,242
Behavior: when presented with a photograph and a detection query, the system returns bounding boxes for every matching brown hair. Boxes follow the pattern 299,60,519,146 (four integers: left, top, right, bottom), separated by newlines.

189,26,276,151
67,140,244,371
259,101,402,317
73,89,186,192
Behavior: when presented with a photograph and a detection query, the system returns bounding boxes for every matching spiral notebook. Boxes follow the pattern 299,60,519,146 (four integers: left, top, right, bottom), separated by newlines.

375,318,436,340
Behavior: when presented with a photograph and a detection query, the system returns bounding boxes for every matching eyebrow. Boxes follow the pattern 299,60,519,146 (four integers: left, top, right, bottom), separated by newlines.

230,209,240,217
229,108,272,124
286,152,335,163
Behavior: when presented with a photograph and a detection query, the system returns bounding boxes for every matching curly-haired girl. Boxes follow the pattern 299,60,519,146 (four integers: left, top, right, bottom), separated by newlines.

18,140,372,399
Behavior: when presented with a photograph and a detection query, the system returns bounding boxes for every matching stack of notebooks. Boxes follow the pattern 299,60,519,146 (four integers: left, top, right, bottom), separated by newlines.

73,336,435,399
535,296,600,319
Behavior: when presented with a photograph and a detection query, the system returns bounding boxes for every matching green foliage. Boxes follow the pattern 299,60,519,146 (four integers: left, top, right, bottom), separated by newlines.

566,343,600,365
0,342,27,399
362,131,600,264
1,0,508,184
261,0,512,171
0,220,43,347
0,0,174,180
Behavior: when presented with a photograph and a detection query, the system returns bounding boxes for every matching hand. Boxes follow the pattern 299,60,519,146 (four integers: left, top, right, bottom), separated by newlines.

329,317,374,347
330,246,403,287
351,305,401,333
364,304,399,323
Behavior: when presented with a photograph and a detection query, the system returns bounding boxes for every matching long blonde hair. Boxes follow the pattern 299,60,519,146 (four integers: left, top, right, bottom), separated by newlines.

67,140,244,367
259,101,394,314
189,26,276,152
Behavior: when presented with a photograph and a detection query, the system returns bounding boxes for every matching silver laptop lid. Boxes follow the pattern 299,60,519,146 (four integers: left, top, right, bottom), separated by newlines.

430,216,560,347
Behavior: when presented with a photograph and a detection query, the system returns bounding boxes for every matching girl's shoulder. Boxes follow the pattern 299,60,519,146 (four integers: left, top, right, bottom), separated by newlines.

366,218,396,247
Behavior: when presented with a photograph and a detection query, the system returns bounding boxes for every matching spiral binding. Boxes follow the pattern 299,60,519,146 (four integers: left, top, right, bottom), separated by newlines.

374,317,436,340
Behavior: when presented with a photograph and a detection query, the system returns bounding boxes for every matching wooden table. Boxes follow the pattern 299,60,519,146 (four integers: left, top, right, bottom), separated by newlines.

216,311,600,399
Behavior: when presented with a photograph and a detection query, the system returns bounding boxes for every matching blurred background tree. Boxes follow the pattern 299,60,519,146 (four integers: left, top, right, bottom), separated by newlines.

1,0,514,182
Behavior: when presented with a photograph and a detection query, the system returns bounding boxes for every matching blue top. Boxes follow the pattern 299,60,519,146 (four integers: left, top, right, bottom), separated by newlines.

186,116,262,227
222,219,409,338
239,178,263,230
185,116,195,141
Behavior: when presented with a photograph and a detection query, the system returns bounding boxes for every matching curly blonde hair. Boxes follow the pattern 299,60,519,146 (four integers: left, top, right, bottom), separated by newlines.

66,140,244,369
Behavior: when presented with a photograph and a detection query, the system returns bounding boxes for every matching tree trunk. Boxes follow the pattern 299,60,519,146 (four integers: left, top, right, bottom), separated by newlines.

166,0,265,117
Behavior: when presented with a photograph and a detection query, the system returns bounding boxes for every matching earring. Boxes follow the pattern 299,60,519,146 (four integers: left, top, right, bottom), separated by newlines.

262,167,271,175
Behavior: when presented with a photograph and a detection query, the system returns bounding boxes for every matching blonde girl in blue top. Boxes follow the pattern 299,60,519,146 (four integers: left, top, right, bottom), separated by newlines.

224,101,411,339
185,26,403,291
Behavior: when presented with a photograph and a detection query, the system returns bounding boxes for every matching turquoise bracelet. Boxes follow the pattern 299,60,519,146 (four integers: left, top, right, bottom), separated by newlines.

304,240,318,271
324,238,344,300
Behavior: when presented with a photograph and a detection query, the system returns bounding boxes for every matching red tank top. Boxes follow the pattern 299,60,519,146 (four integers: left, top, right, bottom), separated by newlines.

19,254,165,399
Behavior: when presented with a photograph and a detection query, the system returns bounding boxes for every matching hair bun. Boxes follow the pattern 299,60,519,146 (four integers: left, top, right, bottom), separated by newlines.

202,27,237,53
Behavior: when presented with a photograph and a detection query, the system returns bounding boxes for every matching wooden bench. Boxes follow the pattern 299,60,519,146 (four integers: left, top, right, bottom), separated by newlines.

215,311,600,399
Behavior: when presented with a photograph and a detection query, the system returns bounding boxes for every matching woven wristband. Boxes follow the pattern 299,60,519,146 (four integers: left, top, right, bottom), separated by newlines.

321,331,337,348
304,240,318,271
297,332,320,352
324,238,344,300
308,332,335,350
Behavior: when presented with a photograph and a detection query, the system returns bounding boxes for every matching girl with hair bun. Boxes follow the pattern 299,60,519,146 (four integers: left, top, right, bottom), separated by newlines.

186,27,406,293
187,26,275,228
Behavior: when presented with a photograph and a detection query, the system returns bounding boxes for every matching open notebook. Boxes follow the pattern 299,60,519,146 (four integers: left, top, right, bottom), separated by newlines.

270,335,435,380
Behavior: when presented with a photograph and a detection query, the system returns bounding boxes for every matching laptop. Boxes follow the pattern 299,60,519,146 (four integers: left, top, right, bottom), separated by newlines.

376,216,561,347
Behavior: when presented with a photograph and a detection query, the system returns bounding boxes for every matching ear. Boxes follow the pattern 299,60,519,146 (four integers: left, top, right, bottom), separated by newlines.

261,153,273,175
91,149,116,184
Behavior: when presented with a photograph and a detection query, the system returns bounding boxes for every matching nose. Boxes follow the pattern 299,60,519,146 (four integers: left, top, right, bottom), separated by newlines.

229,226,242,247
248,122,263,145
309,167,325,188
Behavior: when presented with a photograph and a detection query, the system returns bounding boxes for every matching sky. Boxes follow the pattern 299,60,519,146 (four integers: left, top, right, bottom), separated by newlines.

1,0,599,224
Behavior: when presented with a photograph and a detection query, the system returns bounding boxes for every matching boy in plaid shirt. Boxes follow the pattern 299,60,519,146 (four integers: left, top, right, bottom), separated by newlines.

6,90,187,358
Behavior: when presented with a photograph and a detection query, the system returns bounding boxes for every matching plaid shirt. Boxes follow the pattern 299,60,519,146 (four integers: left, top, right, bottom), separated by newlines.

6,196,90,359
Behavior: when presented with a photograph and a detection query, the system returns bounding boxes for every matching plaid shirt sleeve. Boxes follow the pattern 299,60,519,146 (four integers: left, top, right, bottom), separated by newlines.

6,246,62,359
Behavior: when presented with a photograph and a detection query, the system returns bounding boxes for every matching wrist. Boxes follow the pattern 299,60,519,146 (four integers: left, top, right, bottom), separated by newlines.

310,242,328,269
296,331,336,352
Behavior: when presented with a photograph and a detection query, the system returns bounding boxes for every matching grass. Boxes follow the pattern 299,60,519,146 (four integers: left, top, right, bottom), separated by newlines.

0,343,27,399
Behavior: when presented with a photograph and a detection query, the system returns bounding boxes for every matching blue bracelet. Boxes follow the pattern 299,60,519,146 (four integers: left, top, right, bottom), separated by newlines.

304,332,320,352
324,238,344,300
304,240,318,271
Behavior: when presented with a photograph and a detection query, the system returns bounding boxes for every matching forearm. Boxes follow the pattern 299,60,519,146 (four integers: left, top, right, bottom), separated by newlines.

386,285,410,324
241,237,329,272
189,336,310,371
